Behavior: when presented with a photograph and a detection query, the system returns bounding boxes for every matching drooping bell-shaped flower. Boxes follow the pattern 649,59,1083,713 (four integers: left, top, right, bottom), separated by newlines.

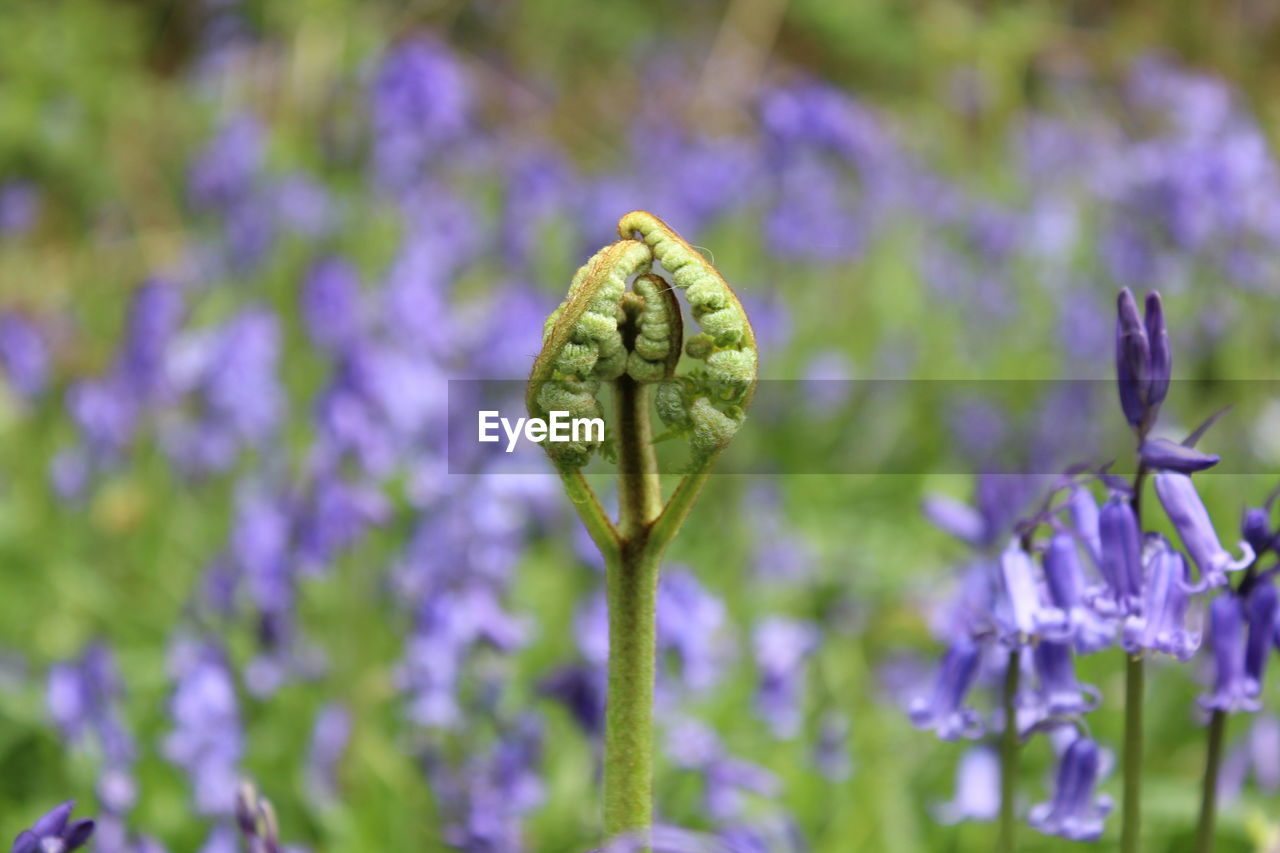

998,541,1049,643
933,746,1000,825
909,637,984,741
1097,495,1143,614
1035,531,1115,653
1244,581,1278,697
1032,640,1101,717
1028,737,1113,841
1122,540,1200,661
1068,486,1102,566
1155,472,1253,591
1114,288,1170,432
1200,595,1261,714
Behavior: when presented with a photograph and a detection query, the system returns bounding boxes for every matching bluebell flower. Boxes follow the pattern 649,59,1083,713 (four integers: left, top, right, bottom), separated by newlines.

1032,640,1101,717
933,746,1000,824
1154,472,1253,590
1028,737,1113,841
302,257,362,351
666,720,780,822
0,181,40,237
305,704,350,804
1114,288,1169,432
1096,494,1144,614
997,541,1050,642
1217,714,1280,804
1200,595,1261,713
1035,531,1115,653
163,639,243,814
1068,485,1102,566
908,637,984,740
1244,581,1278,696
370,40,471,189
188,116,264,211
1122,540,1200,660
0,313,49,399
539,664,605,738
10,802,95,853
752,618,820,738
117,280,184,401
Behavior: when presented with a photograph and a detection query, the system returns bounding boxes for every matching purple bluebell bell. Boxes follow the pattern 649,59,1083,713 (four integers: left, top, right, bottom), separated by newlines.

1096,494,1144,614
0,181,40,236
1028,737,1113,841
302,257,362,351
1244,581,1278,696
188,116,263,211
0,313,49,399
1068,485,1102,566
752,618,820,738
1155,471,1253,590
1138,437,1219,473
908,636,984,740
814,712,852,782
666,720,780,822
1217,714,1280,804
163,639,243,814
11,802,95,853
370,40,471,189
933,746,1000,824
305,704,351,804
431,715,544,852
117,280,184,401
1032,640,1101,716
1200,595,1261,713
1122,541,1200,660
1036,531,1115,653
998,542,1049,642
46,644,137,821
539,664,605,737
1114,288,1169,432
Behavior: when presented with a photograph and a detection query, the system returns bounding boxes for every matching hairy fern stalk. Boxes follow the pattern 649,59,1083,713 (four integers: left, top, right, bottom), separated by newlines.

528,211,757,842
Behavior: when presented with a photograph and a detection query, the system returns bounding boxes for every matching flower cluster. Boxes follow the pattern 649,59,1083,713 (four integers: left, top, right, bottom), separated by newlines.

909,287,1279,841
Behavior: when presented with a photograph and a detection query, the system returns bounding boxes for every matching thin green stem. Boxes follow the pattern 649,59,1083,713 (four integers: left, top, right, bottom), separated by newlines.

1195,710,1227,853
558,467,620,561
998,649,1020,853
647,460,714,556
1121,654,1145,853
602,374,663,843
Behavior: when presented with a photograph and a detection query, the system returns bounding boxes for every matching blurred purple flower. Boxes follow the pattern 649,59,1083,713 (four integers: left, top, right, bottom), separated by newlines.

0,181,40,236
752,618,820,738
163,639,243,815
934,746,1000,824
908,637,984,741
0,313,49,398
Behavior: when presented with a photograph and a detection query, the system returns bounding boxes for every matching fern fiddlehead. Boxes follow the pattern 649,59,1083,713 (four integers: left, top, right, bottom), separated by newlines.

528,211,756,844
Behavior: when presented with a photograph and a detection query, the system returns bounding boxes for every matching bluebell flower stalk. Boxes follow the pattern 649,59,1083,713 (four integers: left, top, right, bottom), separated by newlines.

529,211,756,842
